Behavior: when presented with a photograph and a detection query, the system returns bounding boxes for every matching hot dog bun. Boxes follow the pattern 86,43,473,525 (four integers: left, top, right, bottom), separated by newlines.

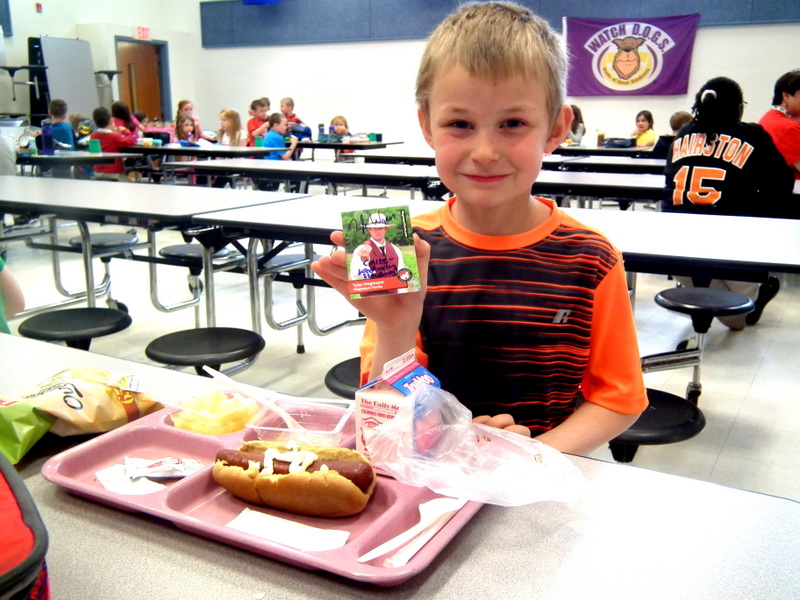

212,440,377,517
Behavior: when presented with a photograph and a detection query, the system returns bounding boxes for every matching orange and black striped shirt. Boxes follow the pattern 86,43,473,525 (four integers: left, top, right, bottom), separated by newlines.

360,197,647,435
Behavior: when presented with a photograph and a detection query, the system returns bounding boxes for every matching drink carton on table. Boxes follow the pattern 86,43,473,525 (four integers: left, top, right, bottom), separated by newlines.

355,350,439,461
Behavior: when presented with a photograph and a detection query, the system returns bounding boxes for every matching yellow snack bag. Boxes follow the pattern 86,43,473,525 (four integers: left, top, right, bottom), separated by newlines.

17,368,162,436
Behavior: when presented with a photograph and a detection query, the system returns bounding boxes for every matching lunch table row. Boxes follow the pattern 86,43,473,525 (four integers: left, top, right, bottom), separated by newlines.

5,332,799,599
4,175,800,328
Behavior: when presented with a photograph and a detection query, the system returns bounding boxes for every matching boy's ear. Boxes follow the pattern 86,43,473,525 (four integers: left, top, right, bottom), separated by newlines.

544,105,573,153
418,108,435,149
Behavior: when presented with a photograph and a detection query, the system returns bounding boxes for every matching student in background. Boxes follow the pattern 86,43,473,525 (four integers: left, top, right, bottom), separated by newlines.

664,76,793,328
281,97,312,147
217,108,247,146
90,106,137,181
133,110,148,126
758,70,800,179
281,97,301,127
264,112,298,160
174,113,199,143
651,110,692,158
111,101,145,142
312,2,647,454
48,99,75,150
0,256,25,334
631,110,656,147
566,104,585,144
331,115,354,161
212,108,247,188
175,99,215,142
247,98,271,146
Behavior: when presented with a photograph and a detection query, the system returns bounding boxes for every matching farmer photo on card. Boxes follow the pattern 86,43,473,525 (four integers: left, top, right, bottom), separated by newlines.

342,206,420,299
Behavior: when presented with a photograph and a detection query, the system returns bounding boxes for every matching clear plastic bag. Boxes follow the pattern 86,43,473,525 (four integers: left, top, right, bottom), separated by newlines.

363,385,587,506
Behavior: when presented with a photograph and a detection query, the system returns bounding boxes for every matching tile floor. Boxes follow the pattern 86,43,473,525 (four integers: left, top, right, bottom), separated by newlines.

4,187,799,502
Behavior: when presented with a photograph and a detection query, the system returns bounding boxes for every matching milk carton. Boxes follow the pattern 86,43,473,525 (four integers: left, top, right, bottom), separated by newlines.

354,349,439,460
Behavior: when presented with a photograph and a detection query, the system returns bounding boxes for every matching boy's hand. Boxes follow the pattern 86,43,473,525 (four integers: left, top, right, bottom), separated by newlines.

472,414,531,437
311,230,430,333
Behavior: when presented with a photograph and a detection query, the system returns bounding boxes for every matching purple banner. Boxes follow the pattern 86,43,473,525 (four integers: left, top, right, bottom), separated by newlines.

565,14,700,96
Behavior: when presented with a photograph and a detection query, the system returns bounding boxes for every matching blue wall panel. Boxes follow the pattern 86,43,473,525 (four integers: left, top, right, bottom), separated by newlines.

200,0,800,48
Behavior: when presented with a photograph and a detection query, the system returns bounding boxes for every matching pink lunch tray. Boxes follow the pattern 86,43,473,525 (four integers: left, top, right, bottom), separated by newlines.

40,408,482,586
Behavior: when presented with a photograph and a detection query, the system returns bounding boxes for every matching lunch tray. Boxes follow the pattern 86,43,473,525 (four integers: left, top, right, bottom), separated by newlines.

40,408,482,586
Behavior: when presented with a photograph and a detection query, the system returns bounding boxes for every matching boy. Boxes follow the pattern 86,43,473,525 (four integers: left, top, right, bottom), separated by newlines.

312,2,647,455
280,97,301,127
48,99,76,150
89,106,137,181
651,110,692,159
246,98,270,146
759,70,800,179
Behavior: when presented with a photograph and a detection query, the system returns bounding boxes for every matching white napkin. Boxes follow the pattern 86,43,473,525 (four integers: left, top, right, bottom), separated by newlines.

226,508,350,552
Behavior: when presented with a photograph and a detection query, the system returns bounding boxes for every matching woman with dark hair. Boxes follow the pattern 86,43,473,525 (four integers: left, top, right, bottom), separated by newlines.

664,76,794,329
664,76,792,217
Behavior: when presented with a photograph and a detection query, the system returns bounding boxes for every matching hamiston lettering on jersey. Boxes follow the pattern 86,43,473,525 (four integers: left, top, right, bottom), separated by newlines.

671,133,754,168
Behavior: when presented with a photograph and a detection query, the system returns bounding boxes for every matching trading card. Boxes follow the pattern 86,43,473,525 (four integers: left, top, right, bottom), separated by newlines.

341,206,420,299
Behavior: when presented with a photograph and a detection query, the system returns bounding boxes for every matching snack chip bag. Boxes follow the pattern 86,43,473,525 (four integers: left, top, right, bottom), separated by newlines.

16,368,162,436
0,396,55,464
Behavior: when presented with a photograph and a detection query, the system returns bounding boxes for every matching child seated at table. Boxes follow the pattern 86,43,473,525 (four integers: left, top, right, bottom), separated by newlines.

651,110,692,158
331,115,354,161
217,108,247,147
247,98,271,146
48,99,75,151
312,1,647,455
89,106,137,181
111,101,145,142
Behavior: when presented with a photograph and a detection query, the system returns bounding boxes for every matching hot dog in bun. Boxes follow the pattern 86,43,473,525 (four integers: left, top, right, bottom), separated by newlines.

212,440,377,517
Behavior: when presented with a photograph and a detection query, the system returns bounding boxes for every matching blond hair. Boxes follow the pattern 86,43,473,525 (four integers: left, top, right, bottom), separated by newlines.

218,108,244,145
415,2,566,125
330,115,349,129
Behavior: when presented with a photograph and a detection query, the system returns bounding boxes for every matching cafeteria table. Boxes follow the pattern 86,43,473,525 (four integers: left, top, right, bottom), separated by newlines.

170,158,444,198
556,154,667,174
195,196,800,283
298,139,404,161
16,151,140,177
554,144,654,158
121,143,287,159
0,175,299,322
351,152,571,170
5,333,799,600
532,170,668,201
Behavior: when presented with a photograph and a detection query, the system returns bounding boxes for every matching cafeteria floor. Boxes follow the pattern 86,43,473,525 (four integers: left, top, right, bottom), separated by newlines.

4,187,799,502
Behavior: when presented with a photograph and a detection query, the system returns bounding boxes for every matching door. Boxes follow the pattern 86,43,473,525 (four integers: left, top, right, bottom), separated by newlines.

116,39,165,121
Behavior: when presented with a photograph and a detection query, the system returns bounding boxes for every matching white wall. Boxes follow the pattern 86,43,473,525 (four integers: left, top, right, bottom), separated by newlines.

193,20,800,154
0,0,199,119
2,1,798,155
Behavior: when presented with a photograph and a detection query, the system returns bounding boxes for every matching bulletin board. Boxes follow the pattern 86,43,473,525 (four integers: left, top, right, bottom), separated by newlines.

200,0,800,48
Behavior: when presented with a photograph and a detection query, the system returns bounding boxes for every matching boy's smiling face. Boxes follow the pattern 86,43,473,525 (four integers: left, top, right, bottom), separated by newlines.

419,64,569,232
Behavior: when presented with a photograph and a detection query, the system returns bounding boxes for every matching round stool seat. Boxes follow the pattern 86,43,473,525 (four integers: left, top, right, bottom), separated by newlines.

656,287,754,334
656,287,754,317
324,357,361,399
18,308,132,350
609,389,706,462
69,232,139,250
145,327,265,371
159,244,231,261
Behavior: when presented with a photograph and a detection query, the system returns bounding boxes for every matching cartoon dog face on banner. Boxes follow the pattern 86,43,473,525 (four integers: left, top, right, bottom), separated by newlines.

611,36,646,80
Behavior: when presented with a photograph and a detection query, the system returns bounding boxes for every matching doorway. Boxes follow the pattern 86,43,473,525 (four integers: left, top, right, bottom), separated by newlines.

114,37,171,122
